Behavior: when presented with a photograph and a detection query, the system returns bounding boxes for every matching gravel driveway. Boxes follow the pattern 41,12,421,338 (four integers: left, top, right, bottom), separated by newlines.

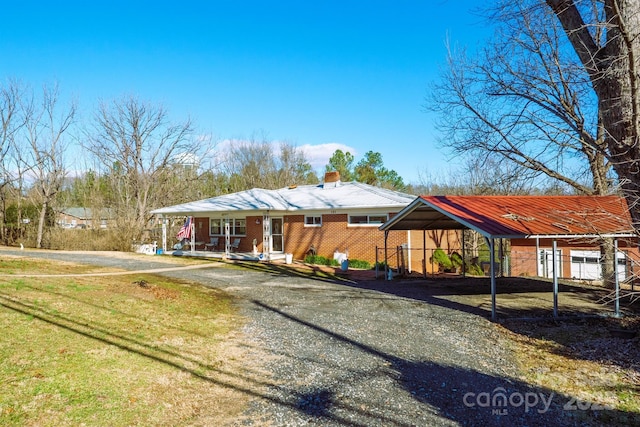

1,249,589,426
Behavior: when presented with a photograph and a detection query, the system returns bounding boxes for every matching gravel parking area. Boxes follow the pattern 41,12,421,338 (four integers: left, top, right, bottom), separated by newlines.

0,248,597,426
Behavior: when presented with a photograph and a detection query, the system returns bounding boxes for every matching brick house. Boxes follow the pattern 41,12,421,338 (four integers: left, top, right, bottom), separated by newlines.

150,172,441,264
57,207,113,229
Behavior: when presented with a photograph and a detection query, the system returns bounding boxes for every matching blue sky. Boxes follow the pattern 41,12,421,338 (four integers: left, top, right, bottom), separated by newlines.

1,1,489,184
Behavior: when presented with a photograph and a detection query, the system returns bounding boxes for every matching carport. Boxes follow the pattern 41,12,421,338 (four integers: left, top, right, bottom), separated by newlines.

379,195,637,321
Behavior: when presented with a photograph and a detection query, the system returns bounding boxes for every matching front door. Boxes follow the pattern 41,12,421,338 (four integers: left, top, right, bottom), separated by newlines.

271,217,284,252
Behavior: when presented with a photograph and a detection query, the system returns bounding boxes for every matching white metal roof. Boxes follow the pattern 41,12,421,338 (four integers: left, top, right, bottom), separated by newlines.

150,181,416,216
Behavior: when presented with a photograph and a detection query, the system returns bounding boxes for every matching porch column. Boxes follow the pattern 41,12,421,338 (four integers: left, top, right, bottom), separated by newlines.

224,217,230,257
490,237,496,322
263,213,271,262
190,219,195,254
552,239,558,318
161,217,167,252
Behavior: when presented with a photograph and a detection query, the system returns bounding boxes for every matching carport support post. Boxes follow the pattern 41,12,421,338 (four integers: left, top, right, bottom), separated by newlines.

553,239,558,318
384,230,389,281
461,230,466,278
490,238,496,322
615,239,620,318
423,230,427,278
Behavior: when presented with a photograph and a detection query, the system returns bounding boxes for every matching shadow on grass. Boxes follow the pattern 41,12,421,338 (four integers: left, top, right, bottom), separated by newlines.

1,282,637,425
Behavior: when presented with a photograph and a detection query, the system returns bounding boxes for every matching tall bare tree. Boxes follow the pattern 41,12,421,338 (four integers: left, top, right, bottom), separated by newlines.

86,96,195,243
430,1,631,285
429,1,611,196
544,0,640,231
0,80,26,243
20,83,76,248
223,136,318,191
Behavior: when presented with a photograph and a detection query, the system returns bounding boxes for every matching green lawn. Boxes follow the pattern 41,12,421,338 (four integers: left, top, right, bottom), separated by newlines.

0,257,248,426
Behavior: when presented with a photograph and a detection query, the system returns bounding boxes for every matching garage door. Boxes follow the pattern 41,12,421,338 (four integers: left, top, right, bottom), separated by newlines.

570,250,627,281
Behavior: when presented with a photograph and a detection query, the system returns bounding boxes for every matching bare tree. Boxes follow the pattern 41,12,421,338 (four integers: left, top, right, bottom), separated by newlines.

222,136,318,191
429,1,611,196
86,96,195,243
20,83,76,248
429,1,628,285
0,80,25,243
544,0,640,230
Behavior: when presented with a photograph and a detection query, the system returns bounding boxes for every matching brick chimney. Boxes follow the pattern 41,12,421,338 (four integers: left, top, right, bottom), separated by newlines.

323,171,341,188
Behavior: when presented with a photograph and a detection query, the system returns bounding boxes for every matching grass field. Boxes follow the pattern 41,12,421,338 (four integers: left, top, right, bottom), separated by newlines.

0,257,252,426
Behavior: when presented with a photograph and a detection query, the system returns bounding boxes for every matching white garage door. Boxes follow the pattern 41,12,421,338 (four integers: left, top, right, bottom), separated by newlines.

570,250,627,281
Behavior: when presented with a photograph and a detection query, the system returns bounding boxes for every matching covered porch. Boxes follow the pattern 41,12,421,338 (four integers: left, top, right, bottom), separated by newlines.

155,212,287,263
166,246,287,262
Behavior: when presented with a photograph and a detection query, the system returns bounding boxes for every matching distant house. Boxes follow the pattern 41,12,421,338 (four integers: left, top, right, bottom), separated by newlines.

150,172,443,264
57,207,112,229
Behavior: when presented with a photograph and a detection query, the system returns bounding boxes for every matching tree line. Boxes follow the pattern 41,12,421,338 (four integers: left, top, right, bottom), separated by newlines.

0,81,407,249
4,0,640,254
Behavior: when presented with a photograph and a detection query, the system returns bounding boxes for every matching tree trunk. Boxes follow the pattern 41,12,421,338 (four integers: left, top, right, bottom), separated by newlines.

547,0,640,232
36,200,47,249
600,238,616,289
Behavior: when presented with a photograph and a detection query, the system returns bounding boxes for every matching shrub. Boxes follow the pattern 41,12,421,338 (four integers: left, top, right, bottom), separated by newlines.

304,254,338,266
450,251,463,268
348,259,371,269
466,263,484,276
432,248,452,271
303,255,370,269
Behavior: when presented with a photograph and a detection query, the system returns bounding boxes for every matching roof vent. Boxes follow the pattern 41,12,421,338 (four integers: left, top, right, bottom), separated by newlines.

323,171,341,188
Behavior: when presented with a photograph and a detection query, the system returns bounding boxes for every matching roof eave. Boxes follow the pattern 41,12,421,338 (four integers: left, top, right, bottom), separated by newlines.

523,233,638,239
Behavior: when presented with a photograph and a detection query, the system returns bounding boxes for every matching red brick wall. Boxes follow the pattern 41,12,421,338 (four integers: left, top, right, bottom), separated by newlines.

284,213,409,262
193,213,459,267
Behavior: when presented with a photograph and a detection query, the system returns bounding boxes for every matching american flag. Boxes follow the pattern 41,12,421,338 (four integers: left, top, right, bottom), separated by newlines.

176,216,192,240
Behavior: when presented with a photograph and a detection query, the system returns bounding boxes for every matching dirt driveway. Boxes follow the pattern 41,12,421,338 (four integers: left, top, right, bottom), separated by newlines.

0,248,622,426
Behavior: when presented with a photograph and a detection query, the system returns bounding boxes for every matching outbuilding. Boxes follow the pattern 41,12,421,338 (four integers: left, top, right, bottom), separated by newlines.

380,195,639,321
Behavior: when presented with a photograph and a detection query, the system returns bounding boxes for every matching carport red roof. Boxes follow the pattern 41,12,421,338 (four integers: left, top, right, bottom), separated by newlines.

381,195,637,238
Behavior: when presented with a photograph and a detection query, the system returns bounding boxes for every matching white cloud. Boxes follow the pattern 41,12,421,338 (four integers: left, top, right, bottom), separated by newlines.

212,139,357,171
299,142,357,169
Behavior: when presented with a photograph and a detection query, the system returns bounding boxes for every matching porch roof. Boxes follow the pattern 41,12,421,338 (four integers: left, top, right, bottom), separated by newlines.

151,181,416,216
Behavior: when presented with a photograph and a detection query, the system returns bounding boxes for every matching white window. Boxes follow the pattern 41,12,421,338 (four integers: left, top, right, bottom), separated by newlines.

210,218,246,236
304,215,322,226
348,214,388,225
210,218,222,235
234,219,246,235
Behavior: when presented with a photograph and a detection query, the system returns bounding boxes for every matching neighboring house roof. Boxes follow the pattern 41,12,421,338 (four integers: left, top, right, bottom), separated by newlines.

380,195,637,239
150,182,417,216
58,208,113,220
